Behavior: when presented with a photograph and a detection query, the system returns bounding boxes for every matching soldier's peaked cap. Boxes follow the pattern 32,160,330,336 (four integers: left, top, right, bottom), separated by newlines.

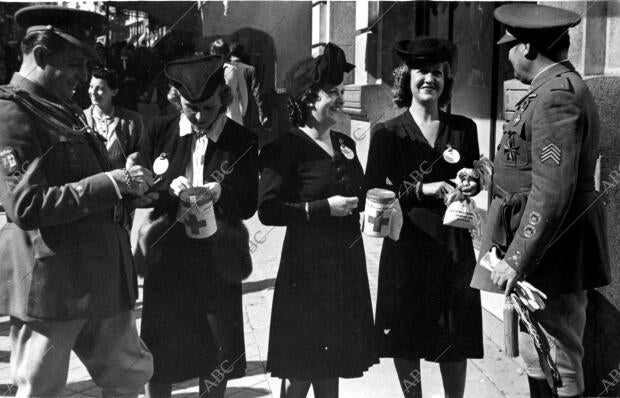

494,4,581,46
165,55,226,103
15,5,107,59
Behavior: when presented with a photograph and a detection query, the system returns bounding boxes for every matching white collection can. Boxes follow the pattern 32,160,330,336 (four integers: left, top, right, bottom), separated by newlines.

363,188,395,237
179,187,217,239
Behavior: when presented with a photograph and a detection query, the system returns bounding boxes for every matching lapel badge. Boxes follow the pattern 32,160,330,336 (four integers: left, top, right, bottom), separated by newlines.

339,139,355,160
540,143,561,166
443,145,460,164
153,153,169,175
0,147,19,175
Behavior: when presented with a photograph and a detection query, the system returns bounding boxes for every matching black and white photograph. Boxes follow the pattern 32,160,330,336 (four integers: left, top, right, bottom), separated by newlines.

0,1,619,397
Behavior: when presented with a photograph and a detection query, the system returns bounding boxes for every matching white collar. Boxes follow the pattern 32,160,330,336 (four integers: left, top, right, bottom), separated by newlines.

178,112,227,142
531,59,569,85
92,105,115,120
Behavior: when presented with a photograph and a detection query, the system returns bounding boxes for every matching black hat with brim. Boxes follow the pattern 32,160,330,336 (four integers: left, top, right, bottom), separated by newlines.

394,38,457,68
15,5,107,60
164,55,226,103
494,4,581,46
287,42,354,99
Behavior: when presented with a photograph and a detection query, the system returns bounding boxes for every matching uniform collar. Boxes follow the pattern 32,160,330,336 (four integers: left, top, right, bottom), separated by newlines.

10,72,64,104
529,60,574,93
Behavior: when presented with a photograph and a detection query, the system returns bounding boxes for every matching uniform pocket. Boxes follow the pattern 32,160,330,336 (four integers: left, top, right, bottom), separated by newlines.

497,127,531,168
34,223,111,258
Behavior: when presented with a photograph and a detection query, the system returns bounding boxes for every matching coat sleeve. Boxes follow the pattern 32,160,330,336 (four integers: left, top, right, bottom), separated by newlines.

258,141,331,226
216,133,258,220
0,101,119,230
250,67,265,121
503,86,583,275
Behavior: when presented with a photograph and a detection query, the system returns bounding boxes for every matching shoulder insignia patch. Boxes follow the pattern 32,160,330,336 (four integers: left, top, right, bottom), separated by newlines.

0,147,19,175
541,143,561,165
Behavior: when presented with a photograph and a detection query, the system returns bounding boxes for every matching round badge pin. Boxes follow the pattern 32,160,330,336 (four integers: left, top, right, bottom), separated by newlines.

153,153,169,175
443,146,460,164
340,144,355,160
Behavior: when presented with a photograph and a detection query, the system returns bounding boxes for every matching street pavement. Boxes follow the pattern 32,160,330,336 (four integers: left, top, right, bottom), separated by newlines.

0,211,530,397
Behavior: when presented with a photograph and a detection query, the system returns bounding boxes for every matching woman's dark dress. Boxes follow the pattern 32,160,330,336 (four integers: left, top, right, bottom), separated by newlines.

258,128,378,380
366,110,484,362
138,114,258,383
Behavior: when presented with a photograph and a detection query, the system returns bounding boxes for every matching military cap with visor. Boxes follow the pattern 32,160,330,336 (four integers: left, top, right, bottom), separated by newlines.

494,4,581,46
286,42,354,99
164,55,226,103
15,5,107,60
394,37,457,69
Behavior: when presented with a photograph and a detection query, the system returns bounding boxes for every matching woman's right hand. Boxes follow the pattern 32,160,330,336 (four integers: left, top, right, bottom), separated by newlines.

421,181,453,199
327,195,359,217
169,176,192,197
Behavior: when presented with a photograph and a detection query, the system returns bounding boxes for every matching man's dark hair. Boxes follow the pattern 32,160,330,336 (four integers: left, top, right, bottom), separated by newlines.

534,33,570,62
92,67,120,90
230,43,245,58
20,31,71,56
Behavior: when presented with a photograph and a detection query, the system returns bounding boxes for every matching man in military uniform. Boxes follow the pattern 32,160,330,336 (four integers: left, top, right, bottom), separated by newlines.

471,4,610,398
0,6,154,397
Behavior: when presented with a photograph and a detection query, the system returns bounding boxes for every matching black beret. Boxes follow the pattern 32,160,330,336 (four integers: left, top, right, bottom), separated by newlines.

15,5,107,59
164,55,226,103
287,42,354,98
495,4,581,46
394,37,457,68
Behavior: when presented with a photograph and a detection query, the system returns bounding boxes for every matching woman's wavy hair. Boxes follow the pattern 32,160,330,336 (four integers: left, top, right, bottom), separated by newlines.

287,86,321,128
167,84,233,112
285,57,322,127
392,61,454,109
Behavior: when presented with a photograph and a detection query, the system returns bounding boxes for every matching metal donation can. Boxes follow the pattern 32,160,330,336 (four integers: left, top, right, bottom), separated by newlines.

363,188,396,237
179,187,217,239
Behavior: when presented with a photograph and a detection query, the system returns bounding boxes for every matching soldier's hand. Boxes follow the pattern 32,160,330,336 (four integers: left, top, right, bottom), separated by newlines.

169,176,191,197
327,195,358,217
110,166,153,196
422,181,453,199
491,259,519,295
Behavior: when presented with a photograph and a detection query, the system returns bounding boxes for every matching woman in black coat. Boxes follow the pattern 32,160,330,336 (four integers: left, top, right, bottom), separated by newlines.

365,38,483,398
134,55,258,398
258,43,378,398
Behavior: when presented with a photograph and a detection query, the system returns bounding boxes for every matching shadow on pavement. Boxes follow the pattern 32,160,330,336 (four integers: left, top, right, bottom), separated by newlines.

223,386,271,397
242,279,275,295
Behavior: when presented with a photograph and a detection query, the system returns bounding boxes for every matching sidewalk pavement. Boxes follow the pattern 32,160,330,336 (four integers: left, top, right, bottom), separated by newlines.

0,212,530,397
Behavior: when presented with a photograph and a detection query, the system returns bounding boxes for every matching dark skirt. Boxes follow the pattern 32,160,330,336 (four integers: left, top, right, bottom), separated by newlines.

374,219,484,362
267,221,378,380
140,223,246,383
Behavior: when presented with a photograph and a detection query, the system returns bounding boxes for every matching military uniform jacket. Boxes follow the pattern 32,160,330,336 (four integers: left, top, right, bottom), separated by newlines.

0,74,136,320
471,62,611,295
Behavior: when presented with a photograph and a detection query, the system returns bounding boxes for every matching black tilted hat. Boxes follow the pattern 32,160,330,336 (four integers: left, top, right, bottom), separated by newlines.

394,37,457,68
15,5,107,59
287,42,354,98
164,55,226,103
494,4,581,46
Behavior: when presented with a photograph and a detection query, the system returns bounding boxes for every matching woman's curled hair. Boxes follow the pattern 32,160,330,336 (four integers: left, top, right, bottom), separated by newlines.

392,61,454,109
287,86,320,128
